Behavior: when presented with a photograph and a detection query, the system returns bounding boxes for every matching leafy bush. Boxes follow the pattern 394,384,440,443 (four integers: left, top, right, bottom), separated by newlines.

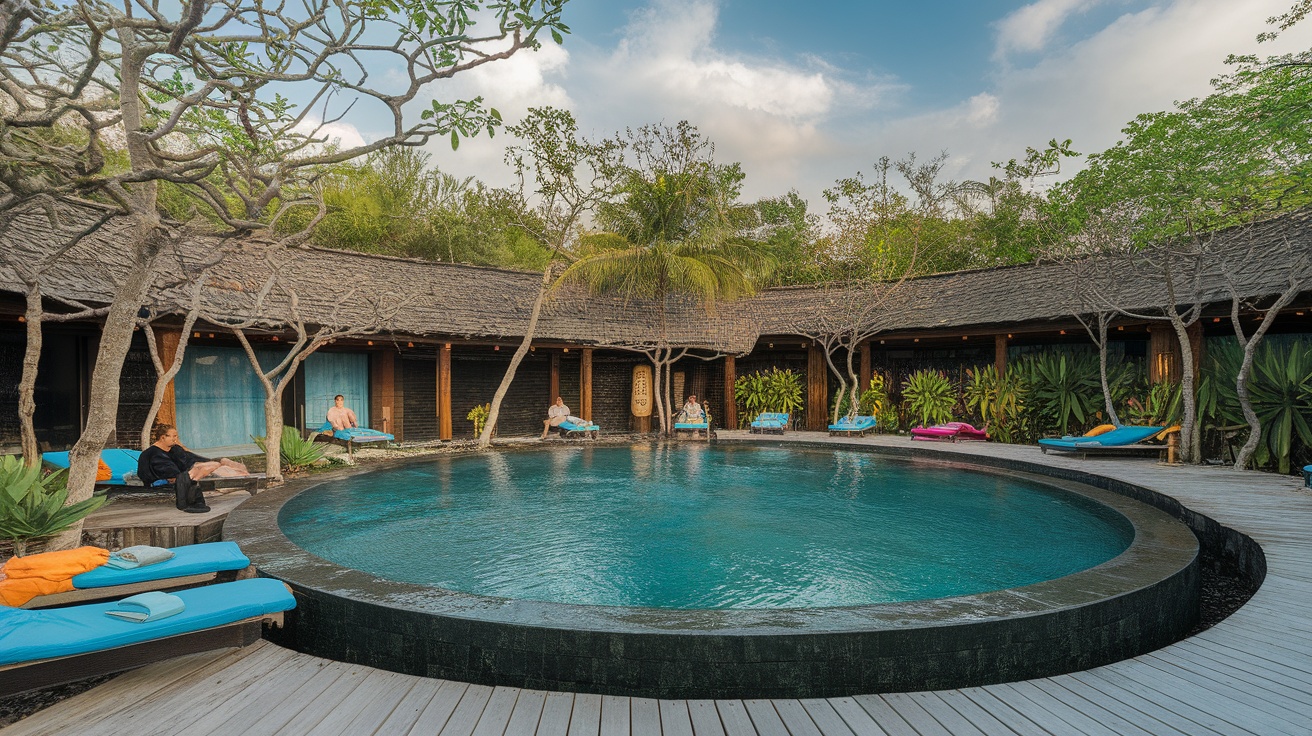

832,375,896,430
253,426,326,471
1015,352,1103,437
963,365,1028,443
1125,381,1183,428
901,370,957,428
1200,338,1312,473
467,403,491,437
735,368,804,427
0,456,108,556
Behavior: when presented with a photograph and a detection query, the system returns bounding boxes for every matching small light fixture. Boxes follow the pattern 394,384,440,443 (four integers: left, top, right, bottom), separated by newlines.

962,336,968,340
407,342,414,348
367,340,374,346
914,338,920,343
1059,330,1066,335
495,345,500,351
1117,326,1124,331
1296,311,1305,316
529,346,534,352
271,336,278,341
1007,333,1013,339
768,343,773,348
879,340,885,345
563,348,569,353
207,333,214,338
17,316,25,323
800,343,806,348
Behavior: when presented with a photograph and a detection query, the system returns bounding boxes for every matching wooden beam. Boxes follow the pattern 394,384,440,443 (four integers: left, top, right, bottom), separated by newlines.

370,351,395,436
723,356,737,430
438,343,452,441
153,327,181,428
549,351,560,403
859,341,872,390
994,334,1008,377
806,344,827,431
581,348,593,421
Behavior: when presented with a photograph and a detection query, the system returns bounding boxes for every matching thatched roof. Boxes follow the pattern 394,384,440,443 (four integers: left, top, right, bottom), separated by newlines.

1,203,1308,350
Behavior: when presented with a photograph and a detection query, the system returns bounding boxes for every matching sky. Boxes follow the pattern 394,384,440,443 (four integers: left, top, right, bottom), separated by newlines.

324,0,1312,213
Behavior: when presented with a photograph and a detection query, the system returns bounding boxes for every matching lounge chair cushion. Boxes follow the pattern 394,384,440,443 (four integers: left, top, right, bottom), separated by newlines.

674,422,709,429
0,578,295,666
43,449,141,486
72,542,250,589
1038,425,1164,450
314,422,394,443
829,416,877,432
558,420,599,432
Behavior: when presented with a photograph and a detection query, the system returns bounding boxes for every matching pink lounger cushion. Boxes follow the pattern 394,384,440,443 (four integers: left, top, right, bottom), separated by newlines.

910,422,989,440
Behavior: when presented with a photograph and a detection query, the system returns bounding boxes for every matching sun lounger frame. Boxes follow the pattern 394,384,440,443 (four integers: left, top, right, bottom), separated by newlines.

20,569,244,610
0,612,283,697
1040,443,1169,460
557,425,599,440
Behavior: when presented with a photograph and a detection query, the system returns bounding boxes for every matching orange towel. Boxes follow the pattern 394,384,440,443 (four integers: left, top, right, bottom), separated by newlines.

96,459,112,482
0,546,110,607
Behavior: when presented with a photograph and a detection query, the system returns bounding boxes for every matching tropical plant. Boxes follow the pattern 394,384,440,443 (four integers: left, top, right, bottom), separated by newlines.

832,374,892,424
963,365,1029,443
467,404,492,438
1201,338,1312,473
0,457,107,556
1016,352,1103,437
253,427,325,472
902,370,957,428
735,369,804,427
1124,382,1184,429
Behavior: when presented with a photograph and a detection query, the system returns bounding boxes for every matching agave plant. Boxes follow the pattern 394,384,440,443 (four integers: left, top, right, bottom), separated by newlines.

1240,340,1312,474
253,426,326,472
963,365,1029,443
0,456,108,556
1016,351,1103,437
735,368,804,427
902,370,957,428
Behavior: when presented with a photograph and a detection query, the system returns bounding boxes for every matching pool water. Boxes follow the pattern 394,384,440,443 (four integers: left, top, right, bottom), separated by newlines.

279,445,1134,610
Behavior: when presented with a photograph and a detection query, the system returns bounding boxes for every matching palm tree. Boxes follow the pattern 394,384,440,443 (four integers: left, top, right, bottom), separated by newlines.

556,130,768,434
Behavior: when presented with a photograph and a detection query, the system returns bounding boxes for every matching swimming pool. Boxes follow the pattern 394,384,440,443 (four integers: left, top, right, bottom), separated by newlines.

230,441,1200,698
279,445,1133,609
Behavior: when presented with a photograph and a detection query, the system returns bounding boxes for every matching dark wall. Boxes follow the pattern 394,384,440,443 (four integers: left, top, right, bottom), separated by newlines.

114,333,158,448
451,351,550,439
401,356,438,442
558,355,581,411
592,355,640,432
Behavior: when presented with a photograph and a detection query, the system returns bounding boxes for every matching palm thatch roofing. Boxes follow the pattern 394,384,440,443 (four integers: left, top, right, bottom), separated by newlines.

1,203,1309,352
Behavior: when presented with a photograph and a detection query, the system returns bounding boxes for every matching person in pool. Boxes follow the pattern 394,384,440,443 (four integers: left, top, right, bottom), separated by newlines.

542,396,570,439
138,425,249,512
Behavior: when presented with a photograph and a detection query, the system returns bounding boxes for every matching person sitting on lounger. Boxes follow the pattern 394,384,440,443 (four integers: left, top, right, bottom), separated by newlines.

542,397,570,439
326,394,359,431
678,395,705,423
139,425,249,512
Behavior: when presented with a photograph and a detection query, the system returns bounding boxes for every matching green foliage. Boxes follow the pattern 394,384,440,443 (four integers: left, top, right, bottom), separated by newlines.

963,365,1029,444
1124,382,1183,429
832,375,895,430
1015,352,1104,437
253,427,325,472
467,403,491,437
0,457,107,556
735,369,804,427
901,370,957,428
1200,338,1312,473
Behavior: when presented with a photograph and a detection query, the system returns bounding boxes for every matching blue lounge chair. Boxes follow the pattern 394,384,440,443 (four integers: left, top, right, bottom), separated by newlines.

1038,425,1167,458
0,578,295,696
557,419,600,439
23,542,252,609
829,415,877,437
750,412,790,434
42,450,266,494
674,410,712,440
310,422,395,459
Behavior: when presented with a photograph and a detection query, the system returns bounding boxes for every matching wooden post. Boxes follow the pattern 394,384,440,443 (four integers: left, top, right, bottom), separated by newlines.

581,348,593,421
549,351,560,402
153,327,180,426
370,351,396,436
438,343,452,441
859,341,872,391
723,355,737,430
994,334,1008,377
806,344,828,431
1148,326,1176,383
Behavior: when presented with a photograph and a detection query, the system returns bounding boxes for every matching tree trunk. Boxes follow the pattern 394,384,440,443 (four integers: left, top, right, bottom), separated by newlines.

262,393,284,483
1096,317,1121,427
651,351,666,435
1169,318,1200,464
844,343,861,419
18,285,42,466
480,268,553,448
663,355,674,437
1234,344,1261,469
141,319,196,449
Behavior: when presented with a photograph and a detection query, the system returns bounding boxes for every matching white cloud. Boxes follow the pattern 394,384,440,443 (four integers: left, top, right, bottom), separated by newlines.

995,0,1107,57
291,119,368,152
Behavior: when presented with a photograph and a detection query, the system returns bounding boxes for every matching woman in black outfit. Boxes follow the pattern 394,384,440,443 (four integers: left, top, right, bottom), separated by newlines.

138,425,249,513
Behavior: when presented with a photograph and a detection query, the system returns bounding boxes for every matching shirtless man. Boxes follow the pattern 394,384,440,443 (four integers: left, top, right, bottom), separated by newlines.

542,396,570,439
326,395,358,431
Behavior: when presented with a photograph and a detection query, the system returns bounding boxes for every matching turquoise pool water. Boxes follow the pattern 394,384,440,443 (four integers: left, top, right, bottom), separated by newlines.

279,445,1134,610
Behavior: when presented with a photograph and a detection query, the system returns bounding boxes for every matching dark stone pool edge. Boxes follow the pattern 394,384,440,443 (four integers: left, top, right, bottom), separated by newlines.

224,443,1206,699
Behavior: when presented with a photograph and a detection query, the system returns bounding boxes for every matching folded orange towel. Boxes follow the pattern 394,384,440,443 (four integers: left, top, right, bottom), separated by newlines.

96,459,112,482
0,546,110,606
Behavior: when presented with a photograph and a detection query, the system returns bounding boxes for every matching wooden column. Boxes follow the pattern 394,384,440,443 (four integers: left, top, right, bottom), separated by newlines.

438,343,452,440
580,348,593,421
370,351,396,436
723,355,737,430
994,334,1008,377
806,344,828,431
1148,326,1176,383
153,327,181,427
859,341,872,390
549,351,561,402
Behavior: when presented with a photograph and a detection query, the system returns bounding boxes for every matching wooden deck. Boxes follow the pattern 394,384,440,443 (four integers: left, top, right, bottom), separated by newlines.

13,434,1312,735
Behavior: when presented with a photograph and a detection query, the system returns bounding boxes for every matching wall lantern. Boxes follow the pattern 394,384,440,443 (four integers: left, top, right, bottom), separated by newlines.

207,333,214,338
563,348,569,353
1059,330,1066,335
1213,317,1221,323
271,336,278,341
367,340,374,346
1007,333,1013,339
17,316,25,323
1117,326,1124,331
495,345,501,351
961,336,968,340
914,338,920,343
193,332,200,338
768,343,773,348
879,340,885,345
407,342,414,348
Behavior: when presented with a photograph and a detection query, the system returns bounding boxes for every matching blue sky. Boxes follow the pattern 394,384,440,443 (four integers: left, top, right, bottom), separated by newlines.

325,0,1312,214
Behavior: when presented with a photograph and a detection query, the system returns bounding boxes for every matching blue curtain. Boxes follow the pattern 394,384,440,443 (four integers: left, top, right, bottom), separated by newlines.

305,352,371,429
175,346,279,449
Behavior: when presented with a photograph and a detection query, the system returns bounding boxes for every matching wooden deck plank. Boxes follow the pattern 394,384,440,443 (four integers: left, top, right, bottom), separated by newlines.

1071,669,1233,736
741,700,790,736
503,688,548,736
249,662,373,736
1156,644,1312,707
850,695,919,736
1084,663,1271,736
795,700,856,736
1128,656,1310,733
911,691,1023,736
657,700,696,736
989,682,1114,736
959,687,1059,736
566,693,603,736
883,692,970,736
438,684,495,736
1031,678,1185,736
631,697,663,736
769,700,823,736
536,692,577,736
687,700,727,736
897,692,987,736
714,700,758,736
599,695,630,736
214,658,356,736
171,651,337,736
471,686,523,736
822,697,889,736
370,677,447,735
1182,638,1312,687
316,670,420,736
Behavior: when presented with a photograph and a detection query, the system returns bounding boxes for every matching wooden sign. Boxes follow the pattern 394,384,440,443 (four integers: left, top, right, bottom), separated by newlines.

631,365,653,417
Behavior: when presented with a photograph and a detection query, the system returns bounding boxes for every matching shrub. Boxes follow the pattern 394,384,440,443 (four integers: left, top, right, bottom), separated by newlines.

963,365,1028,443
735,368,804,427
253,426,325,471
832,375,895,430
467,403,491,437
1200,338,1312,473
1015,351,1103,437
901,370,956,428
0,456,108,556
